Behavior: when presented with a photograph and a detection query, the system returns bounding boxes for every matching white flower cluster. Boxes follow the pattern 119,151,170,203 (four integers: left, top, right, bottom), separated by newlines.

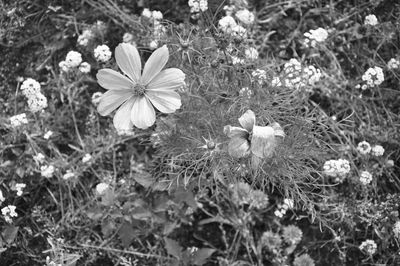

245,47,258,60
141,8,163,21
59,51,90,74
96,182,110,195
239,87,253,98
14,183,26,196
393,221,400,239
77,29,94,46
94,44,112,63
364,14,378,26
218,15,246,37
2,205,18,223
357,141,371,154
235,9,255,25
10,113,28,128
357,141,384,156
303,27,328,48
188,0,208,14
33,153,45,164
273,59,322,89
359,239,377,255
231,56,244,65
359,170,373,185
251,69,267,84
361,66,384,87
323,159,351,182
41,165,55,178
387,58,400,70
82,153,92,163
21,78,48,113
274,198,294,218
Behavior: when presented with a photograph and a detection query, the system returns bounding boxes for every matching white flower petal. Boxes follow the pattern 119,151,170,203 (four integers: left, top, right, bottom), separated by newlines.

115,43,142,82
141,45,169,85
228,137,251,158
223,125,249,138
97,90,133,116
251,126,276,158
145,90,181,113
238,110,256,132
146,68,185,91
97,69,133,90
113,97,135,130
131,96,156,129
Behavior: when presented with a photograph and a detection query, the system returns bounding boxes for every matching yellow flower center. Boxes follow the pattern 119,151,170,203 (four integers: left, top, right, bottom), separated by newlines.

131,84,146,96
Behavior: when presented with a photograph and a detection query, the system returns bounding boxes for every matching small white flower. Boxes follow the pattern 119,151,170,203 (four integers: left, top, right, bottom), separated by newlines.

283,198,294,209
82,153,92,163
359,170,373,185
33,153,45,164
387,58,400,70
359,239,377,255
323,159,350,182
274,209,284,218
96,183,109,195
239,87,253,98
149,40,158,50
371,145,384,156
79,62,91,73
235,9,255,25
152,10,163,20
361,66,384,87
91,92,103,105
20,78,41,97
232,25,247,38
65,51,83,68
94,44,112,63
305,65,322,85
77,29,94,46
252,69,267,84
41,165,55,178
15,183,26,196
59,61,70,72
43,130,53,140
62,170,75,180
141,8,152,18
364,14,378,26
303,27,328,47
271,77,282,87
232,56,244,65
27,92,47,113
2,205,17,223
245,47,258,60
357,141,371,155
218,15,237,34
10,113,28,128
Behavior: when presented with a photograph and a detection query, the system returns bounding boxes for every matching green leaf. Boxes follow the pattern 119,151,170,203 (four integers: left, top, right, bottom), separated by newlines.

2,226,18,245
192,248,216,265
174,188,197,209
101,219,116,237
164,237,182,259
118,222,136,248
133,172,154,188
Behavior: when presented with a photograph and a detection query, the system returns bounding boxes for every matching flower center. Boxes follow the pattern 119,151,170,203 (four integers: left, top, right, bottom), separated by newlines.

131,84,146,96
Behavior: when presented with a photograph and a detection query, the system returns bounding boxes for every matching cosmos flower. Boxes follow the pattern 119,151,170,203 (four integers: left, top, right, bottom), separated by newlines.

97,43,185,130
224,110,285,159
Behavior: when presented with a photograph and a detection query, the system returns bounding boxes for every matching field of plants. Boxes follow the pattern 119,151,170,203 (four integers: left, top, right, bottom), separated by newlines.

0,0,399,265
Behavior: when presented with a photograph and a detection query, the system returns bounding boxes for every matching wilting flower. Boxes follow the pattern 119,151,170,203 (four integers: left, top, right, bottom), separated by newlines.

224,110,284,159
260,231,282,251
96,43,185,129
